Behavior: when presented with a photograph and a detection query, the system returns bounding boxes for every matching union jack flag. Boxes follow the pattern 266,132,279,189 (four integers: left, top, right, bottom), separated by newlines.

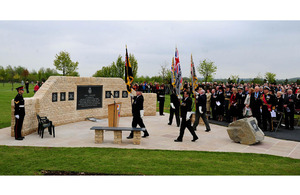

174,47,182,96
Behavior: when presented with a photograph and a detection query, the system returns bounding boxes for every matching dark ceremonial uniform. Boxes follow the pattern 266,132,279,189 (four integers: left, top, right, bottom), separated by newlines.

175,96,198,142
250,92,262,127
211,92,217,120
284,94,296,129
192,93,211,131
224,90,232,122
236,91,246,119
275,95,284,125
168,92,180,127
157,88,165,115
127,95,149,138
14,92,25,140
216,90,225,117
261,93,275,131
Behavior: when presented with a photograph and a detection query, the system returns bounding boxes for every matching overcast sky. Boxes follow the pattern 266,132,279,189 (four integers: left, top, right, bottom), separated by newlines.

1,20,299,79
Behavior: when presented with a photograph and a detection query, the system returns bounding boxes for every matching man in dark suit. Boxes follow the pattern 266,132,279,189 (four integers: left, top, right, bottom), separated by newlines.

236,87,246,119
14,86,25,140
157,85,165,116
210,89,217,120
250,86,262,127
168,89,180,127
192,88,211,132
127,90,149,139
174,91,198,142
284,89,296,130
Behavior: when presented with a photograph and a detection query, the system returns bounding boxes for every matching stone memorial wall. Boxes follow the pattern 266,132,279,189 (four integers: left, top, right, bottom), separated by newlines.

11,76,157,137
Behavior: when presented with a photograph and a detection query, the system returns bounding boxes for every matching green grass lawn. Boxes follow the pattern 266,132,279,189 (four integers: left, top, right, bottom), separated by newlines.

0,83,35,129
0,146,299,175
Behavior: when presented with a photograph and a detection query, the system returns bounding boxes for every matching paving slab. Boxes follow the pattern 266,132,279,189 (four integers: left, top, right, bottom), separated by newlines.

1,113,300,159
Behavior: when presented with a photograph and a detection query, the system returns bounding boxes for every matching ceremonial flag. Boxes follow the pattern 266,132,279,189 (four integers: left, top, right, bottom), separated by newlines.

125,46,134,94
171,57,175,87
191,54,198,94
174,47,183,96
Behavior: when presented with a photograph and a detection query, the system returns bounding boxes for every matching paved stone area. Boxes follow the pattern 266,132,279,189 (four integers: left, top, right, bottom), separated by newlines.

1,113,300,159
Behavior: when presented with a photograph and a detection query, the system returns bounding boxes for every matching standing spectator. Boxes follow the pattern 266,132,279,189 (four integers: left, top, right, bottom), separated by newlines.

250,86,262,127
168,89,180,127
275,91,284,126
230,88,238,122
284,89,296,130
34,81,40,93
296,89,300,110
243,88,253,117
211,89,217,120
206,89,211,119
224,86,232,122
157,85,165,116
261,86,275,131
25,80,29,94
174,91,198,142
236,87,246,119
216,86,225,121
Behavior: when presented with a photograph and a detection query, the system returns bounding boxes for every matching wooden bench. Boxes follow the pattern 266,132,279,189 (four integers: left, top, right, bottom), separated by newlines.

90,126,146,145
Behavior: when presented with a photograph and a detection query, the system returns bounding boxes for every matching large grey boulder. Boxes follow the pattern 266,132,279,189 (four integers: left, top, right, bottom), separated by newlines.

227,117,264,145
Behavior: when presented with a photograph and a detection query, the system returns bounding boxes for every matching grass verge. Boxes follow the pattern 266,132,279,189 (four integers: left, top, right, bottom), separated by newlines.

0,146,299,175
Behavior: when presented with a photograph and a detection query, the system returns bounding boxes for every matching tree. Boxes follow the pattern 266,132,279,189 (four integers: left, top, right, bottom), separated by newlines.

197,59,217,83
158,62,171,84
53,51,79,76
129,53,138,79
229,75,239,83
21,69,29,80
115,55,125,78
265,72,276,84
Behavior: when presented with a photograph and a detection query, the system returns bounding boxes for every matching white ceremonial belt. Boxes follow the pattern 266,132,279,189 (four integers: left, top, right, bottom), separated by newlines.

19,105,25,107
159,95,165,97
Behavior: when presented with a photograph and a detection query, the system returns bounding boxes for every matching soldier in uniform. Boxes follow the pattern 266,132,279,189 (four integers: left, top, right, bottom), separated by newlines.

174,91,198,142
14,86,25,140
236,87,246,119
157,85,165,116
224,86,232,122
284,89,296,130
210,89,217,120
260,86,275,131
192,88,211,132
127,90,149,139
168,89,180,127
250,86,262,127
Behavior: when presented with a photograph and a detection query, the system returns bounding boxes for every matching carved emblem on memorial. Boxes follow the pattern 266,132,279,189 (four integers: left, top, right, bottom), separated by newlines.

68,92,74,101
52,92,57,102
114,91,120,98
122,91,128,98
60,92,66,101
105,91,111,98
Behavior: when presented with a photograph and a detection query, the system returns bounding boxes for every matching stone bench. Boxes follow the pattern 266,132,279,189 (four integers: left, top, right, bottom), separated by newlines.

90,126,146,145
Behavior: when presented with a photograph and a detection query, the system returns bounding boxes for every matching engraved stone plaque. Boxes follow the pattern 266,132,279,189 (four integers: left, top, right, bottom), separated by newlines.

52,92,57,102
77,85,103,110
122,91,128,98
68,92,74,101
60,92,66,101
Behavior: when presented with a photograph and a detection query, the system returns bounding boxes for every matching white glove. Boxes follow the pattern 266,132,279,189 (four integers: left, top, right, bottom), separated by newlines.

15,115,19,119
199,106,203,114
140,110,144,118
186,112,192,120
170,103,175,109
130,93,134,97
158,101,160,104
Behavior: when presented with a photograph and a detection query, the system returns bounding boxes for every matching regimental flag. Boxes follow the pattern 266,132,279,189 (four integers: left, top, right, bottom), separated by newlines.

191,54,198,94
174,47,183,96
125,46,134,94
171,57,175,87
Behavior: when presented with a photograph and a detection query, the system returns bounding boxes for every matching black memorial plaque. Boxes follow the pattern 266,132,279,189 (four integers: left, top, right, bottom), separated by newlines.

77,85,103,110
68,92,74,101
60,92,66,101
122,90,128,98
52,92,58,102
105,91,111,99
250,120,260,132
114,91,120,98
